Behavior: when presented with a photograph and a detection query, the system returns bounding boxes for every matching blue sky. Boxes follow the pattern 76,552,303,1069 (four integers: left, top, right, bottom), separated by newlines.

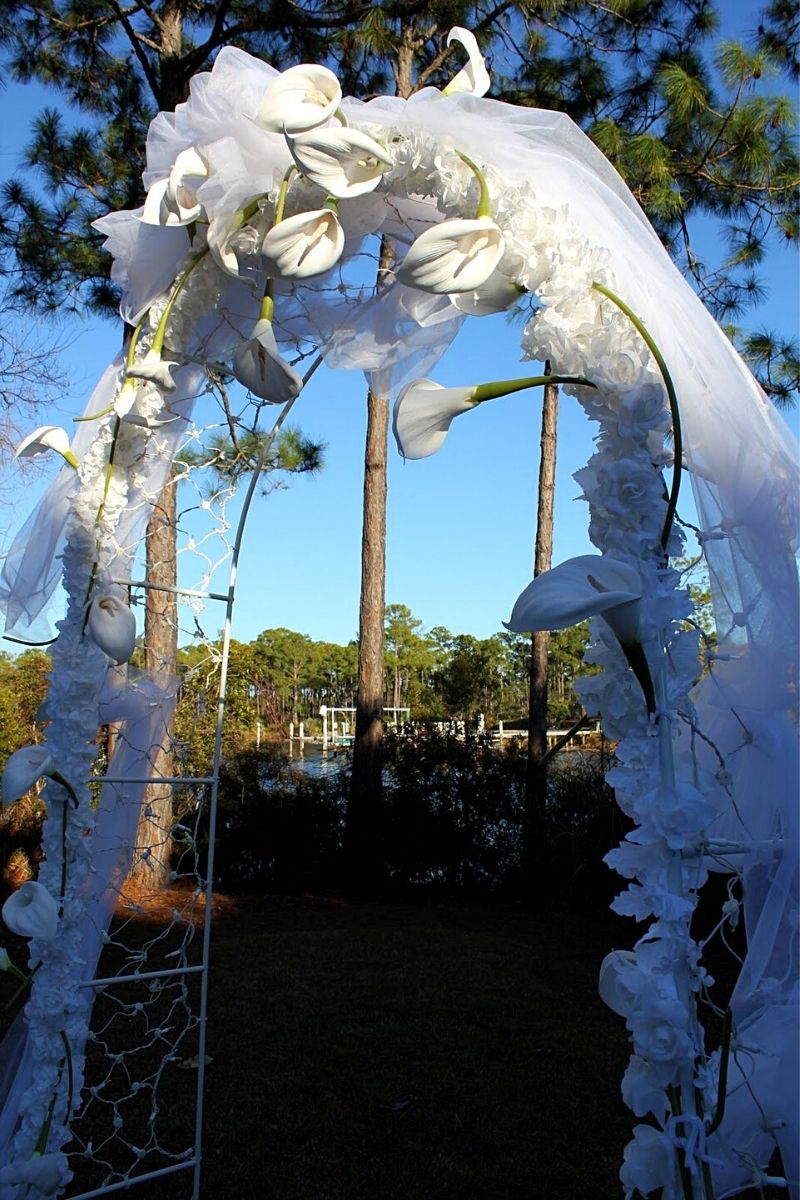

1,1,797,649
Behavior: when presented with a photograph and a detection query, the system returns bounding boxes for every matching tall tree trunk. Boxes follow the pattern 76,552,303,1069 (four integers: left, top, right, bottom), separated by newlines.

344,40,415,896
130,467,178,888
344,365,390,895
129,12,186,890
522,375,558,905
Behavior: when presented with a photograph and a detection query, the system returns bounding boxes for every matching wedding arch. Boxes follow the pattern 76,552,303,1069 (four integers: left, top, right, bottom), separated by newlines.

0,30,796,1200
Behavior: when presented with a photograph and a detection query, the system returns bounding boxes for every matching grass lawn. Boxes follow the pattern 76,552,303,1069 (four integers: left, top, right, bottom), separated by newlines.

64,893,638,1198
36,891,786,1199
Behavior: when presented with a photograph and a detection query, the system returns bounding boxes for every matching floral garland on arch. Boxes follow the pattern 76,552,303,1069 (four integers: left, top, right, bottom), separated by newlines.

0,29,796,1200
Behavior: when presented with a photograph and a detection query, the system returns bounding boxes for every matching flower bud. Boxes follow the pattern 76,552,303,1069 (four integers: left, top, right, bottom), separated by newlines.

2,881,59,941
88,594,137,665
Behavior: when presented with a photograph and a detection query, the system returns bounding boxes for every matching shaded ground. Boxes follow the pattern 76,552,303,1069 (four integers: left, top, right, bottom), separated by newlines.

10,889,781,1200
69,892,636,1199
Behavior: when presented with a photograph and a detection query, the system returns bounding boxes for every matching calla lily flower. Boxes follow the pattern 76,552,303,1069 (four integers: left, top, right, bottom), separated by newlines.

393,370,587,459
442,27,491,97
262,205,345,278
15,426,78,470
2,745,54,805
87,594,137,664
398,217,504,294
506,554,644,645
451,271,522,316
393,380,479,460
286,128,393,199
141,146,208,227
233,320,303,404
2,881,59,941
0,1151,68,1195
255,64,342,133
598,950,639,1017
506,554,656,712
126,351,179,392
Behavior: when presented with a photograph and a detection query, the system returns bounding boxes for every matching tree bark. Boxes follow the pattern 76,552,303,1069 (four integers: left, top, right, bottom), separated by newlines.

522,375,559,904
130,468,178,889
344,41,416,897
344,366,390,895
129,10,185,891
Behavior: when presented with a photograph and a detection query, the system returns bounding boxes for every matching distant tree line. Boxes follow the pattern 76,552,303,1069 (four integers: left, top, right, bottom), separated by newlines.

173,605,592,769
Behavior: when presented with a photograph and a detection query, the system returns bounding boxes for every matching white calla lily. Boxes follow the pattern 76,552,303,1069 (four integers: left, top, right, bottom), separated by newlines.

87,594,137,664
15,426,78,470
398,217,504,293
208,209,263,276
255,64,342,133
506,554,644,643
506,554,655,712
0,1152,68,1195
126,351,179,393
141,146,208,227
2,745,54,805
443,27,491,97
451,271,522,315
393,380,479,460
233,320,303,404
262,205,345,278
287,127,393,199
598,950,639,1017
2,881,59,941
394,370,592,459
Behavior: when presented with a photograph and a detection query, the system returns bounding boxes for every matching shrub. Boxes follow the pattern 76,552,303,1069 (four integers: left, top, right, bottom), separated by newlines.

199,748,347,892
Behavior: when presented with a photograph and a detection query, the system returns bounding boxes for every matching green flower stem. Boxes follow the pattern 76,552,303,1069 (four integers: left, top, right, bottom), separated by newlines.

472,374,595,404
591,282,682,555
151,248,209,356
706,1008,732,1136
59,1031,74,1116
667,1085,697,1200
50,770,79,809
4,962,31,987
4,963,39,1011
274,166,297,225
32,1037,72,1156
259,291,275,322
456,151,493,220
76,316,145,423
59,791,68,906
231,197,263,232
619,640,656,715
334,106,349,127
34,1088,57,1156
693,1086,716,1200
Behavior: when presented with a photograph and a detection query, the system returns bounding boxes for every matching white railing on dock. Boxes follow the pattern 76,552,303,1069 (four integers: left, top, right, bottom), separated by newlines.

495,720,602,748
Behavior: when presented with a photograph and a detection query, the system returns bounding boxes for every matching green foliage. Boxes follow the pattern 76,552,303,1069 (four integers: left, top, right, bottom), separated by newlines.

755,0,799,81
200,728,620,903
0,650,50,887
739,329,800,408
178,425,325,493
200,748,346,892
170,606,593,774
0,649,50,760
381,726,526,895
